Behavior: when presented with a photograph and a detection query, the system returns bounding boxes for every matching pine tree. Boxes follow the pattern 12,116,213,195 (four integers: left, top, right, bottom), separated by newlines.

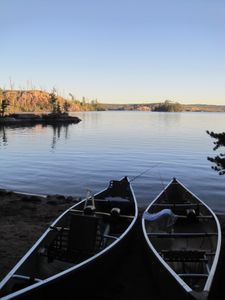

56,102,62,114
207,130,225,175
0,92,10,117
63,101,71,113
49,89,58,113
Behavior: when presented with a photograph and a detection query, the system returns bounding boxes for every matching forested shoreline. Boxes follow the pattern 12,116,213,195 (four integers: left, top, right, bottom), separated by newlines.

0,89,224,114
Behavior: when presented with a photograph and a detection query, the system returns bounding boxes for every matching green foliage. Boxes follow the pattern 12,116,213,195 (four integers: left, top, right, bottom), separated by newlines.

56,102,62,114
49,90,58,113
153,100,183,112
63,101,71,113
207,130,225,175
90,99,104,111
0,92,10,116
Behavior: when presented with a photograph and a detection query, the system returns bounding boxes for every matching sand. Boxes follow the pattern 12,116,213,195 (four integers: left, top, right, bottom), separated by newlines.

0,189,78,280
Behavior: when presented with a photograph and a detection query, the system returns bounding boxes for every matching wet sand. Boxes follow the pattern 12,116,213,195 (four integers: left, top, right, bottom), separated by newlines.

1,190,225,299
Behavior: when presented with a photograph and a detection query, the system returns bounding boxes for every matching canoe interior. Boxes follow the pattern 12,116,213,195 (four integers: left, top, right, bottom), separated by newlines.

0,177,136,298
144,179,219,293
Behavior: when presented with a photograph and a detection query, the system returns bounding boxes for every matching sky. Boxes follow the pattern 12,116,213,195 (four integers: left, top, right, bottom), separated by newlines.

0,0,225,104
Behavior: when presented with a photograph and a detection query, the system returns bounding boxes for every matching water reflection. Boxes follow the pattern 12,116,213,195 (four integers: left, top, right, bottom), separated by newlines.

0,123,72,150
0,126,7,146
47,124,70,150
1,112,225,213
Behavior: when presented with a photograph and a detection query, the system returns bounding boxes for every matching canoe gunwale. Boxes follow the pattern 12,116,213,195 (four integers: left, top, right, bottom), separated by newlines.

0,177,138,300
142,178,222,296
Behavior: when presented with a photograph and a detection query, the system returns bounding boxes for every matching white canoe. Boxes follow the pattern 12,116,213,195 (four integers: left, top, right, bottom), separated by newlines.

0,176,138,300
142,178,221,300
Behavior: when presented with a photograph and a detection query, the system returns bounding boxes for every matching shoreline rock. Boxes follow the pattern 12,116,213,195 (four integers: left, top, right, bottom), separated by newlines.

0,113,81,126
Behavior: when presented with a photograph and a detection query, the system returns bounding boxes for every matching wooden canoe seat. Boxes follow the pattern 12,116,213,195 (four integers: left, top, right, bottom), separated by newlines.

147,232,218,238
178,273,208,278
161,250,208,262
176,215,213,220
152,203,204,208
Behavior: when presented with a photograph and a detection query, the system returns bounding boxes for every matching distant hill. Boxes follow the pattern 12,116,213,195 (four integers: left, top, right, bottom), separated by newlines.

0,89,224,113
184,104,225,112
102,103,225,112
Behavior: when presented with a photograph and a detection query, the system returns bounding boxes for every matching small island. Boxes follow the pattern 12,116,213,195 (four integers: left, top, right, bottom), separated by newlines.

0,90,81,125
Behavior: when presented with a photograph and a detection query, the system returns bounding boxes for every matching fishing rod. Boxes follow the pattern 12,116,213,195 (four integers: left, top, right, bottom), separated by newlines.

129,162,161,182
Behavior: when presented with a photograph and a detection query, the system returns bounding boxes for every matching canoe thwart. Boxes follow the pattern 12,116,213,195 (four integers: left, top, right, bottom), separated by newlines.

70,209,134,219
147,232,218,238
103,234,118,240
178,273,208,278
152,203,204,208
12,275,42,283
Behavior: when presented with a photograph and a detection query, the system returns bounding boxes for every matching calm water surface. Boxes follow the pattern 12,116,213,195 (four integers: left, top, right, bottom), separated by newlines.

0,112,225,213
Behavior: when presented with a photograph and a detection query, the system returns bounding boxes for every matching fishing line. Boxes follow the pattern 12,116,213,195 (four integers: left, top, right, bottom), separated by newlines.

157,168,169,202
129,162,161,183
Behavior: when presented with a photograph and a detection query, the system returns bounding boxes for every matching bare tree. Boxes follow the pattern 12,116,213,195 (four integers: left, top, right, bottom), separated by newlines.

9,77,15,90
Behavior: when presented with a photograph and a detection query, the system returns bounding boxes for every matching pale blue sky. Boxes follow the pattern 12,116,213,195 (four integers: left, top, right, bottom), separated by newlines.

1,0,224,104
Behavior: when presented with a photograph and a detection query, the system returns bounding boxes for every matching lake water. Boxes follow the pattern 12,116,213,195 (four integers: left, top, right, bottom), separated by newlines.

0,111,225,213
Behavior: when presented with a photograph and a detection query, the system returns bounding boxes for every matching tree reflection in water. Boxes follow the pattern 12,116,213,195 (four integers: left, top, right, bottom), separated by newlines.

0,126,7,146
50,124,70,150
0,123,71,150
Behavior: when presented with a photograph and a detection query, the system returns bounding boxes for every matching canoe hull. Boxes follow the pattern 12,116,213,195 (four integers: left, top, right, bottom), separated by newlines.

141,178,221,300
0,177,138,300
141,234,203,300
13,224,136,300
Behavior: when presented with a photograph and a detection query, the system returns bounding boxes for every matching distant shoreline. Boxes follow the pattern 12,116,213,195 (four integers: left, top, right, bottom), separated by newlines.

1,90,224,113
100,103,225,112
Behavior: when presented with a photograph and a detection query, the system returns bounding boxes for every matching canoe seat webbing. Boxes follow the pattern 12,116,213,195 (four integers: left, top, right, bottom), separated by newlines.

47,213,102,262
68,213,101,252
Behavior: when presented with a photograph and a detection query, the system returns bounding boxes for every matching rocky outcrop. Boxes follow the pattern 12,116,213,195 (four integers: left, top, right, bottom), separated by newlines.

0,90,87,113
